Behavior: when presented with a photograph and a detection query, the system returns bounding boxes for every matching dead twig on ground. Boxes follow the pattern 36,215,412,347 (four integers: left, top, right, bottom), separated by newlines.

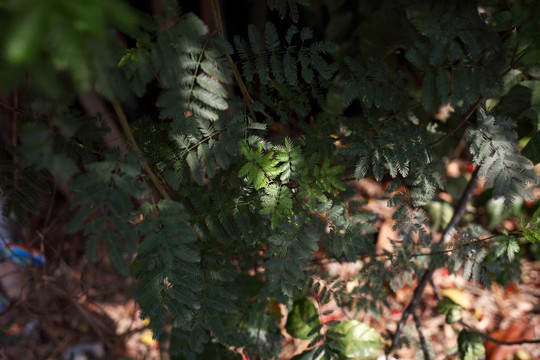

413,312,430,360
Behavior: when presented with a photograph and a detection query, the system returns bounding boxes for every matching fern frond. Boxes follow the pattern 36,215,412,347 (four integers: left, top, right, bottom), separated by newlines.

0,161,51,225
263,219,317,301
67,151,146,274
266,0,310,23
134,200,202,335
342,57,408,114
465,108,537,207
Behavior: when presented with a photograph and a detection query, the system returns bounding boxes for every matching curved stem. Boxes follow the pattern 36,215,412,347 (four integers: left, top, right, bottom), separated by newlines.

110,97,172,200
413,312,430,360
210,0,265,122
429,97,483,147
460,321,540,345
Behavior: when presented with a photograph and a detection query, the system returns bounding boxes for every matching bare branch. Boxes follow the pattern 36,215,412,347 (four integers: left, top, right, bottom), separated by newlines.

460,321,540,345
388,167,479,357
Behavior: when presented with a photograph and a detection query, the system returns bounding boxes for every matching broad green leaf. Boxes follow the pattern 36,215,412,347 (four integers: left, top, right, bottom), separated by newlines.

5,5,48,64
291,347,328,360
427,200,454,232
523,221,540,262
458,330,485,360
486,197,510,230
327,320,383,360
531,80,540,106
285,298,320,339
436,298,462,324
486,197,524,230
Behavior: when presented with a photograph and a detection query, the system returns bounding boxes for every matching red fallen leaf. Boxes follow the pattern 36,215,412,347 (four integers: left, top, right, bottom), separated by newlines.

321,314,340,324
485,321,534,360
466,163,476,173
115,348,130,357
505,282,518,294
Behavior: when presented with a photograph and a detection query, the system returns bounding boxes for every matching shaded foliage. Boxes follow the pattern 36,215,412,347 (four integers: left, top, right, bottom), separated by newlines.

1,0,539,358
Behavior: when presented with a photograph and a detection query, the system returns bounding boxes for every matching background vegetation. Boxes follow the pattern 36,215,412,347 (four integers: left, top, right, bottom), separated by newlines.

1,0,540,359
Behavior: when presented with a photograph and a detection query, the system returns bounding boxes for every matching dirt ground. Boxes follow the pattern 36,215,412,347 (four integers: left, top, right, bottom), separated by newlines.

1,241,538,360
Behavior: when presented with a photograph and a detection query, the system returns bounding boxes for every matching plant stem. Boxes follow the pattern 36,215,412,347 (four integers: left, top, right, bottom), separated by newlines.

388,167,479,357
413,312,430,360
460,321,540,345
210,0,261,122
110,97,171,200
429,97,483,147
409,233,501,258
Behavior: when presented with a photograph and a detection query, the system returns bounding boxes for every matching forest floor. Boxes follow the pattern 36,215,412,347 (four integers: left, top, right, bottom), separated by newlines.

1,161,539,359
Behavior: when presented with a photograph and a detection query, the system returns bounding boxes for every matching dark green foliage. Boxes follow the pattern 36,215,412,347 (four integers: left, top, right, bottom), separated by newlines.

285,298,320,339
522,130,540,163
436,298,462,324
134,200,201,334
342,57,409,114
458,330,485,360
1,113,111,224
2,1,540,358
405,2,505,112
235,22,337,120
0,161,50,225
0,0,138,99
267,0,310,23
68,151,146,274
263,219,318,300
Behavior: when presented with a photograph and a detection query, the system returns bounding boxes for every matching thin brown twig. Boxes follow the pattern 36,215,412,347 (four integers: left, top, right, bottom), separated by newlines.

210,0,266,122
413,312,430,360
38,279,116,351
409,233,503,258
12,89,18,146
110,97,172,200
429,97,483,147
42,182,57,234
1,100,22,113
502,51,526,77
111,96,177,360
430,50,526,148
460,321,540,345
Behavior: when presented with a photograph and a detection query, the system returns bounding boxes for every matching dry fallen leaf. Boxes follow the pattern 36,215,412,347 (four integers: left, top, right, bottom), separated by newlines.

485,321,534,360
440,287,472,310
434,104,455,122
140,329,157,347
377,219,397,255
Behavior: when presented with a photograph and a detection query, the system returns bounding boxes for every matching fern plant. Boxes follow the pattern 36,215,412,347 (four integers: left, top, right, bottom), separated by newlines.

1,0,539,358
